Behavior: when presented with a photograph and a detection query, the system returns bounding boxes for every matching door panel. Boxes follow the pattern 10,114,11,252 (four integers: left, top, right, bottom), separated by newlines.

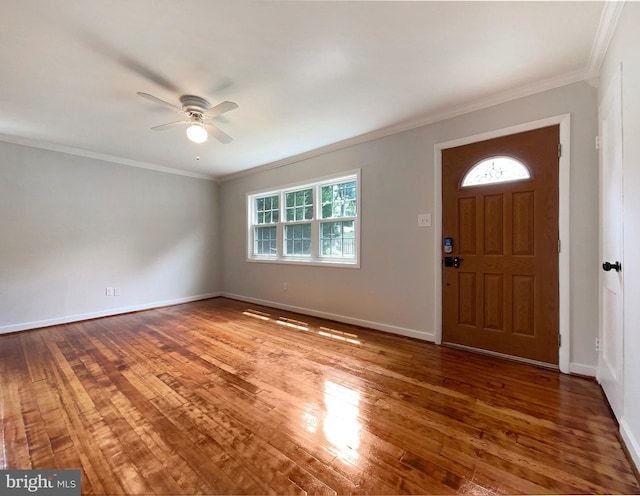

458,198,477,253
598,69,624,420
442,126,560,365
458,273,477,326
512,275,535,335
512,192,535,255
484,195,504,255
483,273,504,330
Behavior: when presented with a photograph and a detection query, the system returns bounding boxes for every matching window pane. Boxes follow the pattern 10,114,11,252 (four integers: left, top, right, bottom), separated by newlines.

462,157,530,187
285,188,313,222
320,221,355,257
284,224,312,255
254,226,277,255
321,181,357,219
255,195,279,224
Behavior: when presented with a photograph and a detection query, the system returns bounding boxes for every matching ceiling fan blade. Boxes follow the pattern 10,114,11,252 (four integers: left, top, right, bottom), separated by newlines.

151,120,189,131
203,101,238,118
137,92,184,114
205,123,233,144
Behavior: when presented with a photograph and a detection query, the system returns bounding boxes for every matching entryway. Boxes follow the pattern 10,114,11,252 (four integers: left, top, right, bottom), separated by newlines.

440,125,561,366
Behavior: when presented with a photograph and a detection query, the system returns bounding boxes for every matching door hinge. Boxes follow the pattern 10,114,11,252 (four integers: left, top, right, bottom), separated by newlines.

558,334,562,348
595,135,601,150
558,143,562,158
558,239,561,253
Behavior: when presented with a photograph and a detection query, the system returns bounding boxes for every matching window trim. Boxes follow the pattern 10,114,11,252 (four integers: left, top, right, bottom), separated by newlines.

247,169,361,268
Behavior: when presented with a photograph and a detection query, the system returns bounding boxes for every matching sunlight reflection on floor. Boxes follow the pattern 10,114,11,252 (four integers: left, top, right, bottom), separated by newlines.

242,308,361,345
323,380,361,465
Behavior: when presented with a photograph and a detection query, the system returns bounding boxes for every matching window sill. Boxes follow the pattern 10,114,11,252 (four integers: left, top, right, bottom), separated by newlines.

247,257,360,269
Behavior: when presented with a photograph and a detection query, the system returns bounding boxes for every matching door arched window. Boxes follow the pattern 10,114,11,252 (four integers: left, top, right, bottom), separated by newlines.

461,156,530,187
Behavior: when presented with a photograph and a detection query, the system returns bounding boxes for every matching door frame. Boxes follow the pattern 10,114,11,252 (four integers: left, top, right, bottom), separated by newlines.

434,114,571,374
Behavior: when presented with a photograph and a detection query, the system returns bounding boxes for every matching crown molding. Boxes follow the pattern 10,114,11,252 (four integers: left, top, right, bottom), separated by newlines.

0,133,218,182
219,68,587,183
586,0,626,78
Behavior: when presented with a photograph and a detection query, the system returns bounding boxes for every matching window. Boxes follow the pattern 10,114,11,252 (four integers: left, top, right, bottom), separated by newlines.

253,194,279,255
461,156,530,187
248,170,360,267
320,180,357,258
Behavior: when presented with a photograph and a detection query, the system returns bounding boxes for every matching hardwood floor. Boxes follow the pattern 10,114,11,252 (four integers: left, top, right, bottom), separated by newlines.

1,297,638,495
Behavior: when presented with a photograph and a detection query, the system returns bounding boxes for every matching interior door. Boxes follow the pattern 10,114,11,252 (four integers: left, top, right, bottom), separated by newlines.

442,126,560,365
598,69,624,420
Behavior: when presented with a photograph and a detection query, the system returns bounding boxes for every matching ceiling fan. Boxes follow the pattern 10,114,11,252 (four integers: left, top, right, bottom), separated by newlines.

137,92,238,144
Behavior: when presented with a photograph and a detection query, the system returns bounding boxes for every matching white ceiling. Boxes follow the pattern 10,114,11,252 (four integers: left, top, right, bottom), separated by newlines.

0,1,605,180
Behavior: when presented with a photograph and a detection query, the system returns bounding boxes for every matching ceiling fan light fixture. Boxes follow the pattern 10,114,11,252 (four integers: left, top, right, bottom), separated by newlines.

138,92,236,144
186,123,208,143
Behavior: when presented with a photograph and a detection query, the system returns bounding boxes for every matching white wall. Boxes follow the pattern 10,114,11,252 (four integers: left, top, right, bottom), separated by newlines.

599,1,640,471
0,142,220,333
220,81,599,371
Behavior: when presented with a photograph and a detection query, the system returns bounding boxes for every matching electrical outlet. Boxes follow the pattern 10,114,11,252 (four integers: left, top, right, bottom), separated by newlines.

105,287,114,296
418,213,431,227
595,337,601,352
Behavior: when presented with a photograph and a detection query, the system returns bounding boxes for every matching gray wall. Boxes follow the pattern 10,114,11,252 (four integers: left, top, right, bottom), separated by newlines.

0,142,220,332
220,81,599,372
600,1,640,470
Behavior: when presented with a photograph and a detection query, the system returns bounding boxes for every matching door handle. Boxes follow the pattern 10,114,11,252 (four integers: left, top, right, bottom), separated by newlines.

453,257,463,268
602,261,621,272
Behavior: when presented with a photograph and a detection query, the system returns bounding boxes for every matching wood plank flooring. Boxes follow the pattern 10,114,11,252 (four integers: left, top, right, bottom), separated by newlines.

1,297,638,495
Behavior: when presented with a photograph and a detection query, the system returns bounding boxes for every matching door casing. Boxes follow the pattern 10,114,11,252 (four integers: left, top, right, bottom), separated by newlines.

434,114,571,374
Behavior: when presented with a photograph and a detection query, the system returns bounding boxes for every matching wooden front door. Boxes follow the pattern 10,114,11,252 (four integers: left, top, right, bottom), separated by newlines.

442,126,560,365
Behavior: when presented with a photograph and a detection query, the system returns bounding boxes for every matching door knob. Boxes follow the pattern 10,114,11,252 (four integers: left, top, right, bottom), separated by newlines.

453,257,463,268
602,261,621,272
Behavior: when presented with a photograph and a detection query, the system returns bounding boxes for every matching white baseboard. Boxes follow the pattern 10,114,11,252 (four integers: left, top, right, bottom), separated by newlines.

0,292,221,335
569,362,597,377
221,292,436,342
620,418,640,472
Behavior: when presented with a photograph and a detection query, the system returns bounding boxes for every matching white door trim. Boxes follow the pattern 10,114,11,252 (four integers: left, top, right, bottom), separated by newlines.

434,114,571,374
